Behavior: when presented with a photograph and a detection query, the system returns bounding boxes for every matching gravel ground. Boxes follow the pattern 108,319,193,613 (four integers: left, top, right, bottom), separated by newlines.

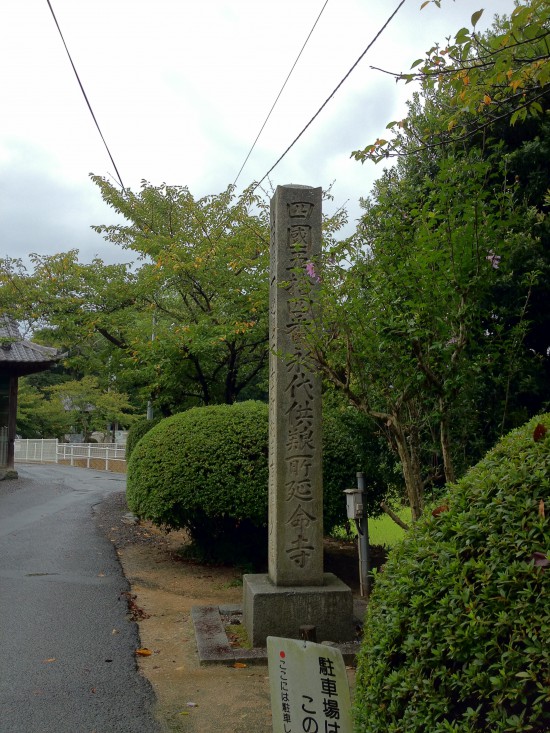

93,489,172,550
0,474,25,497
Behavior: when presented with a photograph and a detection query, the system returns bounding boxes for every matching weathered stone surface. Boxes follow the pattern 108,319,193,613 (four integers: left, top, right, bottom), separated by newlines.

268,184,323,587
243,184,353,646
242,573,354,647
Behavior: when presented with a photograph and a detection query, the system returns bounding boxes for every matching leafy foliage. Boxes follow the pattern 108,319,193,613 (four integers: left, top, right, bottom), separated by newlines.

47,375,136,440
127,401,269,564
306,1,550,519
125,416,163,460
126,401,388,564
0,181,271,413
16,377,72,439
355,0,550,163
354,414,550,733
310,145,545,519
91,178,271,409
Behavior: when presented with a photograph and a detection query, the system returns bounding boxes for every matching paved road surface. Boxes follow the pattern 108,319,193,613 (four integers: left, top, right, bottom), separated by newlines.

0,464,161,733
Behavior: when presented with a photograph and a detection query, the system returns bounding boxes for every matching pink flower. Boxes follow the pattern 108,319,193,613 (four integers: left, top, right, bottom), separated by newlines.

486,250,501,269
305,261,321,283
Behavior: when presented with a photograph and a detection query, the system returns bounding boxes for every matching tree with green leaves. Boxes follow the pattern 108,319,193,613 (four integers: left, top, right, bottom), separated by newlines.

47,375,135,441
301,1,550,520
308,147,544,519
0,181,272,413
16,378,72,439
355,0,550,163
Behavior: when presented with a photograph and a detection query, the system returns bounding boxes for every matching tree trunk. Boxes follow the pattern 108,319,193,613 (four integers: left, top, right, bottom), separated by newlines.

390,416,424,521
439,399,456,484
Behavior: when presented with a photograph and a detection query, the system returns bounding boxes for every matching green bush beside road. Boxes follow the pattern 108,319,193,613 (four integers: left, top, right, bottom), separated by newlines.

126,400,385,563
125,416,163,460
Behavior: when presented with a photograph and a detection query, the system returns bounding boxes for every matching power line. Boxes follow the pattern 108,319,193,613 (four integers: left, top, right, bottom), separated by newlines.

45,0,126,192
254,0,408,191
233,0,329,187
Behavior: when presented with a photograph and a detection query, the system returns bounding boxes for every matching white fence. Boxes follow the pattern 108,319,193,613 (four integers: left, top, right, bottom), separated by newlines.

15,439,127,472
15,438,58,463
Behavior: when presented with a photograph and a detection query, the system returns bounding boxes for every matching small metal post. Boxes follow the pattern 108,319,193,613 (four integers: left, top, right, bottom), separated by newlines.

356,472,371,598
299,625,317,642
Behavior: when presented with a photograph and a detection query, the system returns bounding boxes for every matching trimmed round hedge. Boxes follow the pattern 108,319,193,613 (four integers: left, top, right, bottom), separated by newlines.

354,414,550,733
125,416,163,460
127,400,380,562
127,401,269,560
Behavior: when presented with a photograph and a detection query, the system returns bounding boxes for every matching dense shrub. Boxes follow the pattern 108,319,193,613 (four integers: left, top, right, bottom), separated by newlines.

354,414,550,733
322,406,396,531
127,402,268,562
125,416,163,460
127,400,384,563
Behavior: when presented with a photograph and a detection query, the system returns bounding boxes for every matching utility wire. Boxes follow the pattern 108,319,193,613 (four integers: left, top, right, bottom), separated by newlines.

45,0,126,192
255,0,408,190
233,0,329,187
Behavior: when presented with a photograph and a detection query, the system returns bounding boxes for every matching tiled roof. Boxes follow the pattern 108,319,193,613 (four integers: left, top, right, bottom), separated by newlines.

0,316,61,368
0,316,20,341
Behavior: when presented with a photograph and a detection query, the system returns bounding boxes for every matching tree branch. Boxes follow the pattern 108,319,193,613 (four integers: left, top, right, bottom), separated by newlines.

380,501,410,530
95,326,127,349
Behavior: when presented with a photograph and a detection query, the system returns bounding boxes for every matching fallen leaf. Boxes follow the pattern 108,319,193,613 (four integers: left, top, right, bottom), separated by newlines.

43,658,56,663
186,702,198,707
533,423,547,442
120,592,151,621
135,648,153,656
432,504,449,517
111,629,119,635
539,499,545,519
532,552,549,568
97,572,105,577
91,687,96,694
233,662,247,668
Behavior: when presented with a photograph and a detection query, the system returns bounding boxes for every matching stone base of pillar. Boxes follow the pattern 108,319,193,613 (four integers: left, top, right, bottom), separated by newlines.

243,573,354,648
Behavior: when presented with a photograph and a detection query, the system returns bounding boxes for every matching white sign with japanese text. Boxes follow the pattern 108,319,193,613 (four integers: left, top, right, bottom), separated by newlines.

267,636,352,733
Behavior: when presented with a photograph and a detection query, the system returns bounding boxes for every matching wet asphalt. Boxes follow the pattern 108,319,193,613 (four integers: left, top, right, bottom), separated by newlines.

0,464,161,733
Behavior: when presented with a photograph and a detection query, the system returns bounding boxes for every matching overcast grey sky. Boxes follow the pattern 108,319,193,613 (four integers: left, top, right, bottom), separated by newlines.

1,0,515,265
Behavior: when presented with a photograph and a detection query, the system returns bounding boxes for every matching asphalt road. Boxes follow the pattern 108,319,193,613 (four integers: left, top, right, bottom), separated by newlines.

0,464,161,733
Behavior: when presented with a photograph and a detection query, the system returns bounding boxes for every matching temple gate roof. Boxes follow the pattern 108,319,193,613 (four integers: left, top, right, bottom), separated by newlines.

0,316,63,377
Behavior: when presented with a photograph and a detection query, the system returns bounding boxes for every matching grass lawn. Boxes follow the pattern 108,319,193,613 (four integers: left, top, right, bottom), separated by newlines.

368,508,411,547
332,507,412,548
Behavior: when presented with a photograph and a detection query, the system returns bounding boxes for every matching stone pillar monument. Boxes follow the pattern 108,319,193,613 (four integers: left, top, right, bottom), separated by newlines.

243,185,353,646
268,184,324,587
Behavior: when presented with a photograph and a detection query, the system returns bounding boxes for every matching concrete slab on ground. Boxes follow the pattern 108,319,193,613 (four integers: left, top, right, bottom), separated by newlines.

192,602,366,666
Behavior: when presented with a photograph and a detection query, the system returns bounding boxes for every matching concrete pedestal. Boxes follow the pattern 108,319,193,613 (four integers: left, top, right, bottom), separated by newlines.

243,573,354,647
